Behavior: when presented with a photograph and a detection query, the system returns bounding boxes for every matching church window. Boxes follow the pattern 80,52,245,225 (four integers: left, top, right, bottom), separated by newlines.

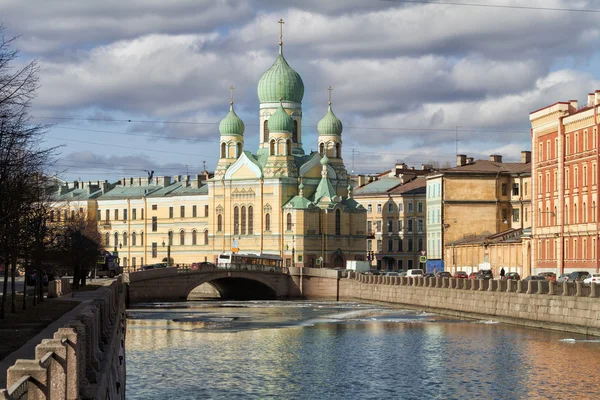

217,215,223,232
287,139,292,156
221,142,226,158
336,143,341,158
265,213,271,231
237,142,242,158
263,120,269,143
180,230,185,245
292,120,298,143
335,209,341,235
248,206,254,234
234,207,240,235
132,232,137,246
204,230,209,245
192,230,197,245
270,139,275,156
241,206,247,235
319,142,324,156
287,213,293,231
105,232,110,246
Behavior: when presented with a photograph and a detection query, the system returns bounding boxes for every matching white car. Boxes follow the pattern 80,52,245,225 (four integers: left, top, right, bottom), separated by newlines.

583,273,600,284
406,269,424,277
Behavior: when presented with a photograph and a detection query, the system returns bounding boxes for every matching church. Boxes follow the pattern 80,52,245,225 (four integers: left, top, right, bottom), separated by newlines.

207,20,367,268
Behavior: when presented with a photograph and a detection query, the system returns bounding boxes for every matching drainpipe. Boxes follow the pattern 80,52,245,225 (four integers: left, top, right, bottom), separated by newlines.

558,116,565,275
595,105,599,273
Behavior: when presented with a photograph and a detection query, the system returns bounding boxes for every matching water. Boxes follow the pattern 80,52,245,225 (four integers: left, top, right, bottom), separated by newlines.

126,301,600,399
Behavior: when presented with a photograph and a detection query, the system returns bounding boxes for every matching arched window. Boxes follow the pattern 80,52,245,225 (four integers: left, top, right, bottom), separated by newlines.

583,202,587,223
114,232,119,248
546,207,550,226
168,231,173,246
221,142,226,158
594,202,597,222
574,203,578,224
565,204,569,224
287,139,292,156
319,142,324,156
292,120,298,143
263,120,269,143
217,214,223,232
132,232,137,246
192,230,197,245
336,142,341,158
241,206,246,235
265,213,271,231
335,209,341,235
234,207,239,235
248,206,254,235
123,232,128,246
180,230,185,245
270,139,275,156
236,142,242,158
287,213,293,231
140,231,144,246
105,232,110,246
204,230,209,245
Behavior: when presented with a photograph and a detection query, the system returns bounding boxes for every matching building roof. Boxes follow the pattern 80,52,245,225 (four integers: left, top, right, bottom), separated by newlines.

99,185,162,200
388,176,427,195
353,176,402,195
445,160,530,175
283,195,314,209
257,46,304,103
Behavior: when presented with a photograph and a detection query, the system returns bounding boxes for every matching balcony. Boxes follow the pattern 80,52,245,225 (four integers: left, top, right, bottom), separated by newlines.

102,221,111,229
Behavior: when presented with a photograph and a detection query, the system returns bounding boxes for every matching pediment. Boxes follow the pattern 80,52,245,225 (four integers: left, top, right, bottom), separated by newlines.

224,152,262,179
299,153,337,179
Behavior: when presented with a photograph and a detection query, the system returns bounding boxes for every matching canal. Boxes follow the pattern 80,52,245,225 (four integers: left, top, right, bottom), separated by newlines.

126,300,600,399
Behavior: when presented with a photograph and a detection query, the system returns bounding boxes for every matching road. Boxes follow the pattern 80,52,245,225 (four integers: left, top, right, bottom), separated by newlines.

0,276,25,295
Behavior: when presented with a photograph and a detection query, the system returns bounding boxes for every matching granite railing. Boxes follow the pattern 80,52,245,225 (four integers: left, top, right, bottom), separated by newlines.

47,278,74,299
349,273,599,298
0,277,127,400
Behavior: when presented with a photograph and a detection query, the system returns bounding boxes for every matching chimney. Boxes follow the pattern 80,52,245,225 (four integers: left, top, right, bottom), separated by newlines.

140,177,149,186
456,154,467,167
190,174,202,188
489,154,503,163
466,157,474,165
521,151,531,164
569,100,578,110
155,176,172,187
589,93,595,106
595,90,600,105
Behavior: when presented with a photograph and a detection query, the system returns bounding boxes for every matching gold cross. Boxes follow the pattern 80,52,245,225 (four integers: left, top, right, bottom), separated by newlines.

279,18,285,46
229,85,234,105
328,86,333,105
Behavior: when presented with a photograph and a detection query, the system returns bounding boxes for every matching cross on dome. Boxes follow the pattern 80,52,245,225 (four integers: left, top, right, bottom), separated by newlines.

229,85,235,105
279,18,285,46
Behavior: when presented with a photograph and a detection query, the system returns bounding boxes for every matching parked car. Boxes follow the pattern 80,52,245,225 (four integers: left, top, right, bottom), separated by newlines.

453,271,468,279
436,271,451,278
476,270,494,280
386,272,400,277
583,274,600,284
523,275,546,281
557,273,569,283
406,269,424,277
467,272,477,279
567,271,591,282
139,262,168,271
503,272,521,281
424,272,435,278
190,261,216,271
538,272,556,282
364,269,381,276
26,271,51,286
398,271,407,277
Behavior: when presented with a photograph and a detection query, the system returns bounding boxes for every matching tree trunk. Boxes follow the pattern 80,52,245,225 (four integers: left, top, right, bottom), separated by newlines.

0,265,7,319
10,257,16,313
37,267,44,303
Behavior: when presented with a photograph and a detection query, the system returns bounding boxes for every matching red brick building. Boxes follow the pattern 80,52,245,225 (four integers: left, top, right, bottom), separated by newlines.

530,93,600,274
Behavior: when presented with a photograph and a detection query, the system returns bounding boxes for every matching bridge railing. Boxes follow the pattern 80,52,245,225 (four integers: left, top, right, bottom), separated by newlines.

177,263,289,274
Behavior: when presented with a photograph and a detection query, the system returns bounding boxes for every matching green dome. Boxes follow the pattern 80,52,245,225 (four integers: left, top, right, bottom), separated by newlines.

317,104,342,136
219,104,245,136
268,102,294,133
257,48,304,103
320,154,330,165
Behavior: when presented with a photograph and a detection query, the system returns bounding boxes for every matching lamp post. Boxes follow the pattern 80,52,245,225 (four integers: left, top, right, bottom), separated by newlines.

162,239,171,267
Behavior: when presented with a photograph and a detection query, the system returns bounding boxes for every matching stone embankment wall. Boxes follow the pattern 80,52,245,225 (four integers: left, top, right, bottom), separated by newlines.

47,278,73,298
0,278,127,400
336,273,600,336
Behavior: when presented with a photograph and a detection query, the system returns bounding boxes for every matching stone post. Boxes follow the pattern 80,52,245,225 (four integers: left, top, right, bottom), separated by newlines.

562,281,569,296
7,360,48,400
548,281,555,296
471,280,478,291
590,282,598,298
488,279,495,292
537,280,544,295
36,339,68,400
47,280,59,298
576,281,583,297
54,327,80,400
442,277,449,289
506,280,513,292
516,280,523,293
435,277,441,288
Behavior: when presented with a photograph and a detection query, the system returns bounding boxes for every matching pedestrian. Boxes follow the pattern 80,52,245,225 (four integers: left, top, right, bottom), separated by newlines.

500,267,505,278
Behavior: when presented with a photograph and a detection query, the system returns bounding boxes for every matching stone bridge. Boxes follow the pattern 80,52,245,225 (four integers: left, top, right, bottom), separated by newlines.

126,267,303,303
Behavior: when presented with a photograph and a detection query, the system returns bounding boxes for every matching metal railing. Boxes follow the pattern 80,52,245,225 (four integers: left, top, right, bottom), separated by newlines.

178,263,289,274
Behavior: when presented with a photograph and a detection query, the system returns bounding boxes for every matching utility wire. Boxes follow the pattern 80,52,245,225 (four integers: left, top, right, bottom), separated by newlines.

380,0,600,13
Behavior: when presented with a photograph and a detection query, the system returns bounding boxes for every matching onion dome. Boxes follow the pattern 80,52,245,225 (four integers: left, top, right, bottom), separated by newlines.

257,47,304,103
219,104,245,136
267,101,294,133
317,104,343,136
299,182,305,190
320,154,330,165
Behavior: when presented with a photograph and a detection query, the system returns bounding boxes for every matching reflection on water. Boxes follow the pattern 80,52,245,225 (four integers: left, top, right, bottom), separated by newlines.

126,301,600,399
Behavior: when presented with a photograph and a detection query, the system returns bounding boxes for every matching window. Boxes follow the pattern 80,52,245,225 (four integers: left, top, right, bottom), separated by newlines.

367,204,372,214
140,231,144,246
388,202,394,212
152,242,157,258
575,133,579,153
265,213,271,231
367,240,372,251
132,257,136,268
241,206,247,235
565,168,570,189
114,209,119,221
105,232,110,246
123,209,127,221
336,209,341,235
398,202,403,212
114,232,119,248
408,238,413,251
513,183,519,196
388,239,393,252
513,209,519,222
169,207,173,218
377,204,382,214
287,213,293,231
583,202,587,223
377,240,382,251
376,220,382,232
417,202,423,213
180,230,185,245
205,205,209,217
417,219,423,232
123,232,128,246
418,238,423,251
132,232,137,246
71,210,75,221
501,183,507,196
387,219,393,233
574,167,578,188
168,231,173,246
398,219,403,231
152,217,157,232
263,120,269,142
204,230,209,245
584,165,588,187
192,230,197,245
408,259,413,269
132,209,136,220
152,204,157,211
180,206,185,218
217,215,223,232
566,135,570,155
408,219,413,232
397,239,403,252
234,207,239,234
524,182,528,196
398,259,403,270
594,164,598,185
141,209,144,220
248,206,254,234
407,202,413,212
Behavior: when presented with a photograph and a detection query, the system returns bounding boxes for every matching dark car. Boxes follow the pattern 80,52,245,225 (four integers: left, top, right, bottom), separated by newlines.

503,272,521,281
557,273,569,283
453,271,468,279
364,269,381,276
567,271,591,282
538,272,556,282
468,272,477,280
26,271,51,286
523,275,545,281
476,270,494,280
436,271,451,278
424,272,435,278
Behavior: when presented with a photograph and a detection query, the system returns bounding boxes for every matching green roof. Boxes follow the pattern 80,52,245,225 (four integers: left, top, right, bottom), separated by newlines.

353,177,402,195
283,195,314,209
99,185,162,199
219,104,245,136
313,176,337,204
317,104,343,136
267,102,294,133
257,47,304,103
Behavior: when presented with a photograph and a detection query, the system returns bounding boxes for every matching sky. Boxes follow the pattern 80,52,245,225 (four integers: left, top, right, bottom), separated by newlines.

4,0,600,183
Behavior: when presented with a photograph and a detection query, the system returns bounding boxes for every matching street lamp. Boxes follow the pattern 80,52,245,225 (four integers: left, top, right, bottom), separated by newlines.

162,239,171,267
